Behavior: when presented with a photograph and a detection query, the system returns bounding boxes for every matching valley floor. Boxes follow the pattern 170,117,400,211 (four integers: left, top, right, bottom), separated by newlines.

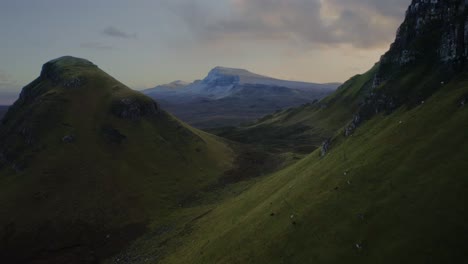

105,76,468,264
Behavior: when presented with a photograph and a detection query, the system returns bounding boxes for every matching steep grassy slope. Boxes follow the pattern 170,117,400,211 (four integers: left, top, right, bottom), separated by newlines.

104,1,468,262
213,66,377,153
0,57,235,263
116,70,468,264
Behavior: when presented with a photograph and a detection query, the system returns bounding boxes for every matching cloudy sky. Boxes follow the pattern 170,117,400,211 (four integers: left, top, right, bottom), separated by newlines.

0,0,409,104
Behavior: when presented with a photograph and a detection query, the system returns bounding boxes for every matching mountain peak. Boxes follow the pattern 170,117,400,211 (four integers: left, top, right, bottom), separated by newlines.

45,56,95,67
171,80,189,85
166,80,190,87
203,66,267,86
41,56,96,76
12,56,159,122
208,66,259,77
39,56,98,87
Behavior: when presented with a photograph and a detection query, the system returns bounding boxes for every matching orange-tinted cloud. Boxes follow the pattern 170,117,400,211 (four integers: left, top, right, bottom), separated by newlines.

165,0,408,49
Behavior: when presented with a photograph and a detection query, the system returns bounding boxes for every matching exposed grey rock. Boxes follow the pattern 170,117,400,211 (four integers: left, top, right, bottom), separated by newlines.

344,114,361,137
40,56,94,88
111,97,159,121
203,67,241,87
62,135,75,143
371,73,382,89
19,126,34,145
63,77,85,88
344,90,397,137
11,163,25,173
376,0,468,89
399,49,416,65
320,138,331,157
357,213,366,221
102,126,127,144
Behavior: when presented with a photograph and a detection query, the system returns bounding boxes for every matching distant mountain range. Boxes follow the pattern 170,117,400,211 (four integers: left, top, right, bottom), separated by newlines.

143,67,340,128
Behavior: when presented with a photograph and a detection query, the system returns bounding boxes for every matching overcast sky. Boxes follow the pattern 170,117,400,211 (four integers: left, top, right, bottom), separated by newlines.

0,0,409,104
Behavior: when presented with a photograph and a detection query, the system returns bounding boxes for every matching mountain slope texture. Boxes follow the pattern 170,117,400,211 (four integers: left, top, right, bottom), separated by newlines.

0,57,235,263
108,1,468,263
1,0,468,263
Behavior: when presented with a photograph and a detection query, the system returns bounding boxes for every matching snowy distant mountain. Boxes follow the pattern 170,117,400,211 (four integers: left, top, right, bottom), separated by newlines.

147,80,189,90
143,67,339,128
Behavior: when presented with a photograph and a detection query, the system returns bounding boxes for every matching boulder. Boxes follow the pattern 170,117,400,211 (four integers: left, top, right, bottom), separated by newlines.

111,97,159,121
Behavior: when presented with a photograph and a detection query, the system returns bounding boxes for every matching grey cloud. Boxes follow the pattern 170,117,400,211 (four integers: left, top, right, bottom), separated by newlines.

325,0,410,47
164,0,409,49
102,26,137,39
0,89,19,105
0,72,13,84
328,0,410,18
0,71,20,105
80,42,113,50
0,71,18,87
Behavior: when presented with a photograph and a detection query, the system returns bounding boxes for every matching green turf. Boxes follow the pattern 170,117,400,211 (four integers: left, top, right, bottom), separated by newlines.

125,70,468,264
0,57,235,262
213,66,378,153
2,53,468,263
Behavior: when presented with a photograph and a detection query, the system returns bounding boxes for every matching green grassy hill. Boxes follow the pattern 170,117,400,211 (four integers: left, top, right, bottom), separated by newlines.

99,60,468,264
99,1,468,263
142,70,468,264
213,66,377,153
0,57,236,263
2,1,468,263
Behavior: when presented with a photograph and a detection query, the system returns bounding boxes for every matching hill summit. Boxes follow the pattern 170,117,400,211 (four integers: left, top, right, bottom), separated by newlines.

0,56,234,263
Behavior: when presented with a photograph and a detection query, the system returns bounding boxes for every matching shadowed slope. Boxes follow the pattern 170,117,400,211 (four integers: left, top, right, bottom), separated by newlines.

159,74,468,264
213,66,377,153
110,1,468,263
0,56,234,263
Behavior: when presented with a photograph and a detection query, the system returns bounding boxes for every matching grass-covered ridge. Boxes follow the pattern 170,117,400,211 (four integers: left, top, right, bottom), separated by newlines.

116,69,468,264
213,66,377,153
0,56,236,263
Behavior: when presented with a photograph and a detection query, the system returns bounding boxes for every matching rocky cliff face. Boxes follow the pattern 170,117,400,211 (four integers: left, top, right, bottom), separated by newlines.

111,97,159,121
202,67,241,87
340,0,468,139
379,0,468,74
14,57,95,107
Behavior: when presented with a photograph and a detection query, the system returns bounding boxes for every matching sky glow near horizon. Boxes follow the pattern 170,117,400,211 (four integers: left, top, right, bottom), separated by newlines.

0,0,409,104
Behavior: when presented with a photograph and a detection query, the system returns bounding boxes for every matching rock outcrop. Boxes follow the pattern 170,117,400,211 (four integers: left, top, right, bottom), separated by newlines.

320,138,331,157
40,56,95,87
345,0,468,137
202,67,241,87
111,97,159,121
381,0,468,67
14,57,95,107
